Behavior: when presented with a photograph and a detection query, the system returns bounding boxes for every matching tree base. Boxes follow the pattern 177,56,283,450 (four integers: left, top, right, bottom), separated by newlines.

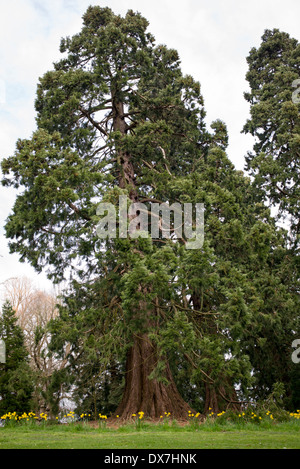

114,333,194,420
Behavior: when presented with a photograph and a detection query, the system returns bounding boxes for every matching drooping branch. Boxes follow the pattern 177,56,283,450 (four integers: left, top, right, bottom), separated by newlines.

67,202,91,221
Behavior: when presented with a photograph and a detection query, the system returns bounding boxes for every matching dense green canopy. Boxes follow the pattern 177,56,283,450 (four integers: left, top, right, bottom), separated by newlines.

0,301,34,414
1,8,299,416
243,29,300,249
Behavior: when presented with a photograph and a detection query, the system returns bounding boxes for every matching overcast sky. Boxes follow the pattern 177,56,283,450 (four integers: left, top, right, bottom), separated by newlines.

0,0,299,298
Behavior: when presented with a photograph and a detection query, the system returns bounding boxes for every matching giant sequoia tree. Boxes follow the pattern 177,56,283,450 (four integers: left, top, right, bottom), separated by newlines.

2,6,208,418
2,8,298,417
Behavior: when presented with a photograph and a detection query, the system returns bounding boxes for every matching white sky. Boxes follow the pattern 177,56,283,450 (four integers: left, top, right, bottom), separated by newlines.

0,0,299,298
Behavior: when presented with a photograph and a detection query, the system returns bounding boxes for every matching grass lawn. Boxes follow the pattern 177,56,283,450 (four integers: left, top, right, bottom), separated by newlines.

0,422,299,449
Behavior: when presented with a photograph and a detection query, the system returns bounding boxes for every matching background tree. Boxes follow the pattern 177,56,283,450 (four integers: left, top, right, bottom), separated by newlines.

242,28,300,408
150,141,299,412
0,301,34,414
242,28,300,248
2,277,69,415
48,281,126,419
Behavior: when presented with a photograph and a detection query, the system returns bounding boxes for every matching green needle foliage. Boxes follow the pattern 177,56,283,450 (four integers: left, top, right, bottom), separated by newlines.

0,302,34,414
1,8,299,416
243,28,300,249
242,28,300,408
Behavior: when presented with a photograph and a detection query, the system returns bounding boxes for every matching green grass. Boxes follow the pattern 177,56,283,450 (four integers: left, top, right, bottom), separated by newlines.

0,421,299,449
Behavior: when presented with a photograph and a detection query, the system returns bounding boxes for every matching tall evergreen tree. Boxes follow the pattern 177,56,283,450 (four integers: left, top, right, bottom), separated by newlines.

1,6,207,418
0,301,34,414
2,8,298,418
242,28,300,249
242,28,300,408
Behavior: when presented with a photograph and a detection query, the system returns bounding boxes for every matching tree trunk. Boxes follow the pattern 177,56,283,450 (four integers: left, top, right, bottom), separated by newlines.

112,94,193,420
115,333,194,420
204,382,241,414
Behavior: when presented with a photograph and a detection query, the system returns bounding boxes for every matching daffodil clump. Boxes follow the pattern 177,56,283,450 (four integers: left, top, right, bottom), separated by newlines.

60,411,76,423
130,411,146,429
187,410,202,429
289,410,300,420
208,409,265,424
97,413,108,428
204,407,300,426
157,412,172,426
188,410,201,419
0,411,48,425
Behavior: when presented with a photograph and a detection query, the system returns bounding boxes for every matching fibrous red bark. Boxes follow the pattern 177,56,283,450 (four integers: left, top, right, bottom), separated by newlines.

115,333,194,420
